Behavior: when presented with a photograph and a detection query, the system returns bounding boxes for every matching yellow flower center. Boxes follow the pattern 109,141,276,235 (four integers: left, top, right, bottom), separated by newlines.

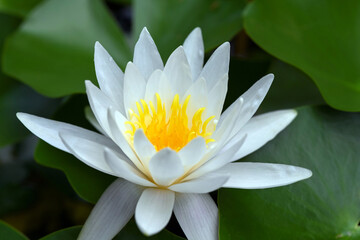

125,93,215,152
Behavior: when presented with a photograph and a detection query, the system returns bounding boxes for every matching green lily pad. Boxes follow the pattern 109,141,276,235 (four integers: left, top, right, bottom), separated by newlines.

133,0,247,58
0,13,59,146
243,0,360,111
0,220,28,240
39,221,184,240
2,0,131,97
219,106,360,239
35,95,115,203
0,0,42,17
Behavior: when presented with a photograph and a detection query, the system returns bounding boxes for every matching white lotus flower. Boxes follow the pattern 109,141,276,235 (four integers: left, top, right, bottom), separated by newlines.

17,27,312,240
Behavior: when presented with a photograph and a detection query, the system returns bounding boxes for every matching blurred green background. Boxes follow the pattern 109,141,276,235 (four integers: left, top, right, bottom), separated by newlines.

0,0,359,239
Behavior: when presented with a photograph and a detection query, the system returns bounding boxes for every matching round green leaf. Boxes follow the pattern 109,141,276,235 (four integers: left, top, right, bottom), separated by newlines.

2,0,131,97
243,0,360,111
219,106,360,239
40,221,184,240
34,95,115,203
0,220,28,240
133,0,247,58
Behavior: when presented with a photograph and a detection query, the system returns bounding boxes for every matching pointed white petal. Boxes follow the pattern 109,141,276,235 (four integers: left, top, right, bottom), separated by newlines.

59,132,124,175
206,74,228,119
94,42,125,114
200,42,230,91
133,129,156,166
78,179,142,240
164,46,192,97
84,106,107,136
178,137,206,170
86,80,114,134
123,62,146,118
107,109,147,174
135,188,175,236
217,162,312,189
169,173,228,193
104,148,155,187
148,148,184,186
174,193,218,240
182,77,208,119
144,69,163,102
16,113,110,154
225,110,297,161
218,74,274,138
186,135,246,180
133,27,164,80
183,28,204,81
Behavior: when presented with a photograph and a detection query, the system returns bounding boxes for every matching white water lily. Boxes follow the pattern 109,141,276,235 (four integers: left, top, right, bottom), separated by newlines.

17,27,312,240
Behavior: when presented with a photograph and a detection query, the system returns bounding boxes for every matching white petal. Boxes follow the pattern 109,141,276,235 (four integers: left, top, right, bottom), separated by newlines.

182,77,208,119
206,74,228,119
59,132,124,175
219,74,274,138
84,106,107,136
16,113,110,154
135,188,175,236
174,193,218,240
104,148,155,187
86,80,114,134
217,162,312,189
144,69,163,102
133,27,164,80
164,46,192,97
183,28,204,81
186,135,246,180
178,137,206,170
133,129,156,166
106,108,146,173
200,42,230,92
78,179,142,240
123,62,146,118
169,173,228,193
94,42,125,115
148,148,184,186
224,110,297,161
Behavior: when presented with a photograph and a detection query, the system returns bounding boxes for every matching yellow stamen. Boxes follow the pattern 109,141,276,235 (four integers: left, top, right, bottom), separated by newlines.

126,93,216,152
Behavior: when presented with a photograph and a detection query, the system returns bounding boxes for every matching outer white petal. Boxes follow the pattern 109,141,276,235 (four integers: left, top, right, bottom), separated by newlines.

104,148,156,187
94,42,125,114
178,137,206,170
182,77,208,119
133,27,164,80
123,62,146,118
164,46,192,98
183,27,204,81
84,106,107,136
174,193,218,240
59,132,123,175
218,74,274,138
135,188,175,236
186,135,246,180
86,80,114,134
133,129,156,166
216,162,312,189
169,173,228,193
224,110,297,161
16,113,112,154
200,42,230,92
78,179,142,240
148,148,184,186
206,74,228,119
